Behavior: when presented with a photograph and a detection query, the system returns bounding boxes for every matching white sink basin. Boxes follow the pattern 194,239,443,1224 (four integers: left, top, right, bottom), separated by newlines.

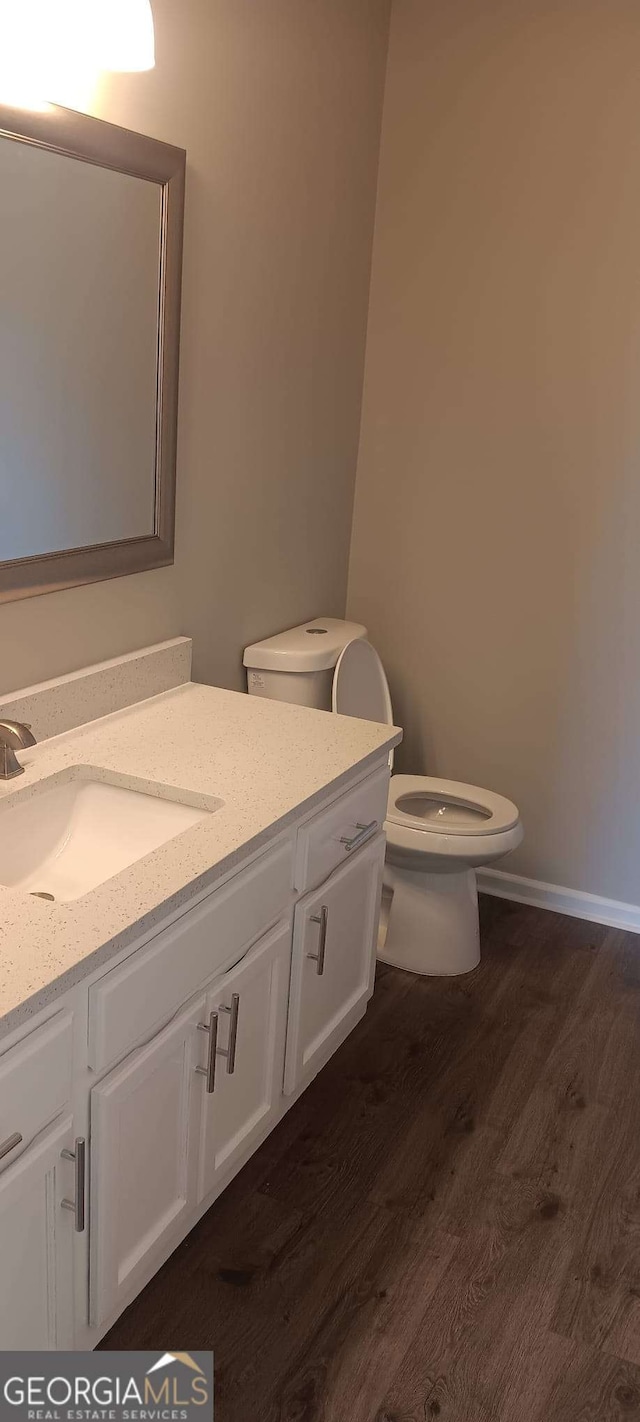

0,772,220,902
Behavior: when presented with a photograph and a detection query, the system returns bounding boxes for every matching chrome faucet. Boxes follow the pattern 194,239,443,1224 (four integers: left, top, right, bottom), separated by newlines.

0,720,36,780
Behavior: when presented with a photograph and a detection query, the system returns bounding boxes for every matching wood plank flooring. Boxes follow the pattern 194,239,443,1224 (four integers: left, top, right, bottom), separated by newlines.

101,895,640,1420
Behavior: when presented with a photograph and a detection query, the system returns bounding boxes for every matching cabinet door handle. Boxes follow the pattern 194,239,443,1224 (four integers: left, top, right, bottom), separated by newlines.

308,905,328,975
61,1137,86,1233
340,820,377,853
196,1010,219,1093
219,993,240,1075
0,1132,22,1162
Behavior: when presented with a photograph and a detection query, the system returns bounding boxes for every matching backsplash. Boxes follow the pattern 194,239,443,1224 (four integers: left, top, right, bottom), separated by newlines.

0,637,192,742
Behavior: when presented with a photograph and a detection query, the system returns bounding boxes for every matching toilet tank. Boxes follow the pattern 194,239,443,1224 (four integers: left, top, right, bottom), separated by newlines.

243,617,367,710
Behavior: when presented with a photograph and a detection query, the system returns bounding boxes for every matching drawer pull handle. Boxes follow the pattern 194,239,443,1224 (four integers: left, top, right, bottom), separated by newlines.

340,820,377,853
0,1132,22,1162
197,1010,219,1094
308,904,329,975
197,995,240,1090
219,993,240,1075
61,1137,86,1233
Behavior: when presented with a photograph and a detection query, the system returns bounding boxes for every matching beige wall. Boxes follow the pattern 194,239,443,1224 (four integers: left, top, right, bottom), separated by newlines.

0,0,390,693
348,0,640,904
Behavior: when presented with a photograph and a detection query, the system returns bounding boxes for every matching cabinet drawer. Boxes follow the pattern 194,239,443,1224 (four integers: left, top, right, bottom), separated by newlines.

294,764,389,892
89,838,294,1073
0,1012,73,1170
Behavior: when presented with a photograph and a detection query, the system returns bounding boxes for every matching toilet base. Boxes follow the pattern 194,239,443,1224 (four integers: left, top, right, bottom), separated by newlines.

379,862,480,976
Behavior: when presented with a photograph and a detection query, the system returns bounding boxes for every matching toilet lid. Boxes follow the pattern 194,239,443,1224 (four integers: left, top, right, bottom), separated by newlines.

387,774,520,837
332,639,394,725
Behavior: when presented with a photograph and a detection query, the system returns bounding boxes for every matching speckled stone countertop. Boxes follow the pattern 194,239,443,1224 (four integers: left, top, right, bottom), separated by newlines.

0,682,401,1038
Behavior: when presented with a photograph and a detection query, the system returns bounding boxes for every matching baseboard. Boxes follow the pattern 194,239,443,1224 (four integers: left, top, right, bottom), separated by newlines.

476,867,640,936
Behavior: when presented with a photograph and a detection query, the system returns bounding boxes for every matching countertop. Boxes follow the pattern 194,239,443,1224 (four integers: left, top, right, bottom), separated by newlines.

0,682,401,1037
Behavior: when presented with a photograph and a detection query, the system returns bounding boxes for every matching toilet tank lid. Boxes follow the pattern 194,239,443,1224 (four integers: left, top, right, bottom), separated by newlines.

243,618,367,672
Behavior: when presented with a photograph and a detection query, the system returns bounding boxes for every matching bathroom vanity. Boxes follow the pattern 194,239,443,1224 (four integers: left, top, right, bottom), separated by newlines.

0,640,400,1350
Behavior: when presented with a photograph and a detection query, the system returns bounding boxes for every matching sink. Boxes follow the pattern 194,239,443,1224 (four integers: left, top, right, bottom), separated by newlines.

0,771,220,901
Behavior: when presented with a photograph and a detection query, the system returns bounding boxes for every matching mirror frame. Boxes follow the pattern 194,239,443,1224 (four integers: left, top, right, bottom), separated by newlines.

0,101,186,603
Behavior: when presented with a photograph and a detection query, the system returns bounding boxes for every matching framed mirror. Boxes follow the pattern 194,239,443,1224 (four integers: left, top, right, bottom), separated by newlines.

0,101,185,602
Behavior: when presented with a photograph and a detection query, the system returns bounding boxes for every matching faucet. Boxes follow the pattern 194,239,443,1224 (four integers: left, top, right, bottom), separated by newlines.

0,720,37,780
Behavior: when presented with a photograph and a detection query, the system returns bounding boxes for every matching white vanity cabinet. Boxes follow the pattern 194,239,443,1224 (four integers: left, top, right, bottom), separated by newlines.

90,919,293,1326
0,1117,77,1348
284,833,386,1094
197,919,291,1201
0,1011,79,1349
0,753,391,1351
90,996,206,1326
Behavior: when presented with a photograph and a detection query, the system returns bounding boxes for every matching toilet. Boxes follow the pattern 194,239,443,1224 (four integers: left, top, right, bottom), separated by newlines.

243,618,523,976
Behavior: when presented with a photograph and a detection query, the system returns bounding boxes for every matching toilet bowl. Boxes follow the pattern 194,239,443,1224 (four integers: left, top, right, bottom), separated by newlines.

244,618,523,977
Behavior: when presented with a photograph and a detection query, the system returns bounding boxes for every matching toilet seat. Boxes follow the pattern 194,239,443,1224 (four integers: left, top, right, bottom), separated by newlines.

387,774,519,838
384,788,524,869
332,636,522,868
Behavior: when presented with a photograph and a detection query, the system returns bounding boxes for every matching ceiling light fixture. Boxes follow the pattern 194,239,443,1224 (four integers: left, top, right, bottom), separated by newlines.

0,0,155,112
96,0,156,73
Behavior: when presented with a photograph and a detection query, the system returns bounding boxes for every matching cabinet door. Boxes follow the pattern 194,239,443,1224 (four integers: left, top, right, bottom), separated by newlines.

0,1116,76,1349
198,921,291,1202
284,833,385,1095
90,996,205,1327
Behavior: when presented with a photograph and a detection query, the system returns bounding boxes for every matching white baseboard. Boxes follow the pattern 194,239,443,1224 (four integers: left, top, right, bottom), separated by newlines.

476,867,640,936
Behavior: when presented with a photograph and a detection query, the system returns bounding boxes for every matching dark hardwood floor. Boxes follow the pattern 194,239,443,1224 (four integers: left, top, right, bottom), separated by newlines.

101,895,640,1420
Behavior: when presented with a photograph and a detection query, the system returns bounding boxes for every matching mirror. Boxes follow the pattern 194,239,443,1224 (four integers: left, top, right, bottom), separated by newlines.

0,102,185,602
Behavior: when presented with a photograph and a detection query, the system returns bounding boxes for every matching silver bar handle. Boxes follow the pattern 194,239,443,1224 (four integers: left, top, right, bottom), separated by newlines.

339,820,377,854
61,1137,86,1232
0,1132,22,1162
308,905,329,975
196,1010,219,1094
219,993,240,1075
